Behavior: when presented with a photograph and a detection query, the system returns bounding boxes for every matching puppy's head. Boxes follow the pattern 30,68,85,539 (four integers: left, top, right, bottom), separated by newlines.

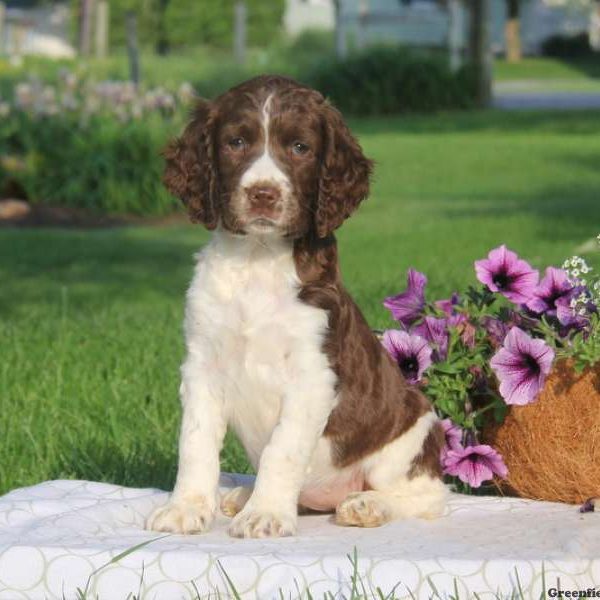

163,75,372,239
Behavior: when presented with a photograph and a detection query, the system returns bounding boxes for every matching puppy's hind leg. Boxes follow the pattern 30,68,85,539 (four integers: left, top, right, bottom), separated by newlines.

221,486,253,517
336,412,447,528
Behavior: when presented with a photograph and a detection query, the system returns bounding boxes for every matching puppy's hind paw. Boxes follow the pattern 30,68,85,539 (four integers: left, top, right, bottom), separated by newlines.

146,497,214,534
335,492,391,528
220,486,253,518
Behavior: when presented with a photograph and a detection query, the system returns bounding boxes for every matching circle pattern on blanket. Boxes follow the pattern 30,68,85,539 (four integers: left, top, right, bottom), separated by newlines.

0,477,598,599
0,547,45,590
158,550,210,581
46,555,95,598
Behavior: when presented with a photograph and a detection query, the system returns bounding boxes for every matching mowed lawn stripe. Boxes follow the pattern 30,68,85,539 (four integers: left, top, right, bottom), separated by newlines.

1,111,599,494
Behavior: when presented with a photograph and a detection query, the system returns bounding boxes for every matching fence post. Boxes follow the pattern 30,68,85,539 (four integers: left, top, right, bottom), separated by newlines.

234,1,246,65
333,0,347,59
469,0,492,108
0,2,5,56
125,11,140,87
95,0,108,58
356,0,368,51
448,0,464,72
590,2,600,51
79,0,95,56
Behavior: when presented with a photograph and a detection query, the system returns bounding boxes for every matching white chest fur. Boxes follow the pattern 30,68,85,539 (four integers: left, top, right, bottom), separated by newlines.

184,230,331,468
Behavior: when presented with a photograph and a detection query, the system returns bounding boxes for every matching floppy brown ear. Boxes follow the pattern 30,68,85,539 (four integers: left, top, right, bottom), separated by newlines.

162,99,219,229
316,103,373,238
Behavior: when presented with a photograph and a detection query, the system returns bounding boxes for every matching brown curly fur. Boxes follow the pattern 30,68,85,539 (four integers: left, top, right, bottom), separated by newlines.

162,100,219,229
315,102,373,238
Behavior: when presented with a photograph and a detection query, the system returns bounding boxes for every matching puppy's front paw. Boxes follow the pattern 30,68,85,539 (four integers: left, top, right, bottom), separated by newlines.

146,497,214,534
228,507,296,538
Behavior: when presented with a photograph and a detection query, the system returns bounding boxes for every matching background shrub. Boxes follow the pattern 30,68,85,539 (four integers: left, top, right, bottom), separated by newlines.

306,46,476,115
0,112,179,215
541,32,596,59
87,0,286,51
165,0,285,49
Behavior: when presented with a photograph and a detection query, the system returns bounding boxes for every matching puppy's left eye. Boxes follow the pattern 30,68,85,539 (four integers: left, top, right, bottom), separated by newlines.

228,137,246,151
291,141,310,156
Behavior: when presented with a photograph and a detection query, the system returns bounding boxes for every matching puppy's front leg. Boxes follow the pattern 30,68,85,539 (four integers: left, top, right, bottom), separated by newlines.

229,365,337,538
147,357,225,534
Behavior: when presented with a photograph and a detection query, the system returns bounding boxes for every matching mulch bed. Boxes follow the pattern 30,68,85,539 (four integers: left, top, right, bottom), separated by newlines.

0,199,187,229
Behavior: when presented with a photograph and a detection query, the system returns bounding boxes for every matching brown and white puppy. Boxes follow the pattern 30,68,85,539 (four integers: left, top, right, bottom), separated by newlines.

146,75,446,538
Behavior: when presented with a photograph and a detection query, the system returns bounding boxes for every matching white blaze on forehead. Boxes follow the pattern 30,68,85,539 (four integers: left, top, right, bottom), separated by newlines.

240,93,289,187
262,93,272,146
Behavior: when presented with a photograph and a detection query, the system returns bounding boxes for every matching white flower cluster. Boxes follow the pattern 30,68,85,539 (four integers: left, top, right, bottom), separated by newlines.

3,69,196,124
562,235,600,313
562,255,592,287
593,280,600,305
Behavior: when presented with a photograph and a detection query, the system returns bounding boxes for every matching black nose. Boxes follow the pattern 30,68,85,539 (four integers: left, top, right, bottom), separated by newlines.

246,185,281,210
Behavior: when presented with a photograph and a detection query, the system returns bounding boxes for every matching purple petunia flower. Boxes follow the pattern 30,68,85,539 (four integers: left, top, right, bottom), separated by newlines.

383,269,427,328
382,330,432,384
490,327,555,406
554,287,597,332
458,319,477,348
475,245,539,304
441,418,463,451
435,293,460,316
482,316,510,347
526,267,573,317
412,316,449,362
443,443,508,488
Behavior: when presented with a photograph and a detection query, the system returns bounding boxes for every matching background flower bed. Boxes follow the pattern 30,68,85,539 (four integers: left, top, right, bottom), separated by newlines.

0,75,188,216
0,42,475,216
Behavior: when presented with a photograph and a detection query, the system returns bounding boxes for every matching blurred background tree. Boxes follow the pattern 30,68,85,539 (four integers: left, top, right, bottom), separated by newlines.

505,0,523,62
100,0,285,52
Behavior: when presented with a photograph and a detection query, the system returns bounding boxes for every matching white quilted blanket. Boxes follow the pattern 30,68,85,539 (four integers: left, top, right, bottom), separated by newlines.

0,474,598,599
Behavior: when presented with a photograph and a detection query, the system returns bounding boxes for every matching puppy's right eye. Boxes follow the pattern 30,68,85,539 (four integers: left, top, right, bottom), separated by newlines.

228,137,246,151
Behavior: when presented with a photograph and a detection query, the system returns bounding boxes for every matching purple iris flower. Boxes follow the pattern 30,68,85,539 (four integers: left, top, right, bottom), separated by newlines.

475,245,539,304
490,327,555,406
412,316,449,362
443,443,508,488
526,267,573,317
381,330,432,384
383,269,427,328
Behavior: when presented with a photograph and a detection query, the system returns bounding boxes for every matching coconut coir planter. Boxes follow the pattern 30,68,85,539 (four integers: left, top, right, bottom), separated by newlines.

484,360,600,505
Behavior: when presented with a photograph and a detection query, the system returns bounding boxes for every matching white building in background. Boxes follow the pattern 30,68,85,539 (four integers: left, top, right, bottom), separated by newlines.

0,3,75,59
284,0,596,55
284,0,335,35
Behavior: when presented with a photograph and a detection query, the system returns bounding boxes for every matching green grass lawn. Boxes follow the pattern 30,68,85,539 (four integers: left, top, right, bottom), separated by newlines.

494,57,600,81
1,110,600,495
494,57,600,92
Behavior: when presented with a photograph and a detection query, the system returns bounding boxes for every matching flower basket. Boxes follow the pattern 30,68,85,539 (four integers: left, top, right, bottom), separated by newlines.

483,360,600,504
381,240,600,497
